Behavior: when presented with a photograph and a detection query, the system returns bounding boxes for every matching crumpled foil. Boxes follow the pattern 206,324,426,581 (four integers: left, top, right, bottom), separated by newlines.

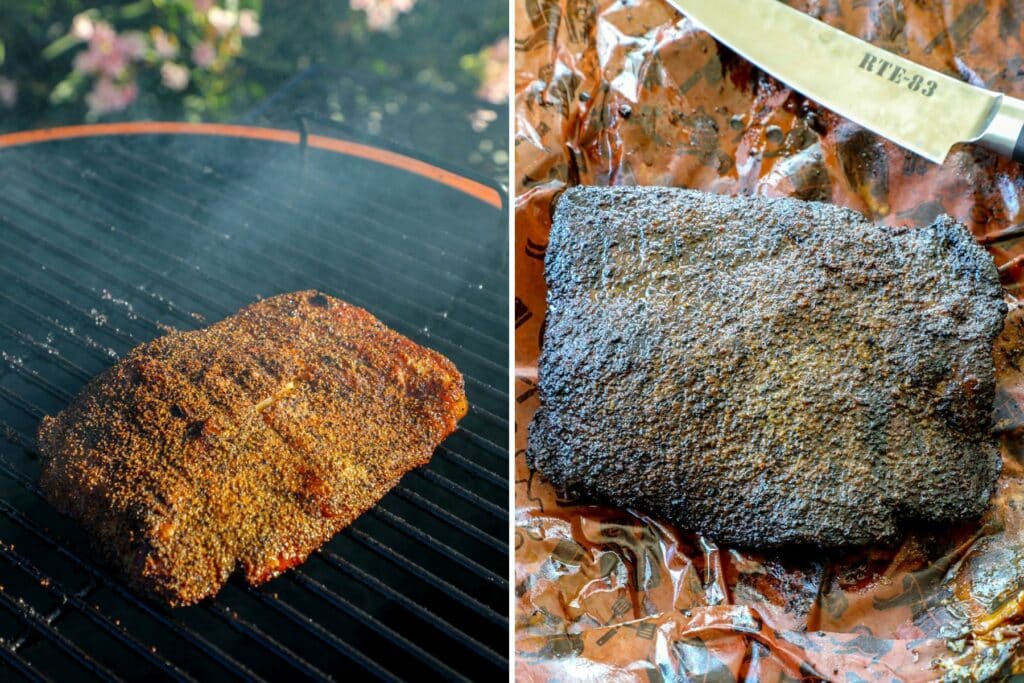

514,1,1024,680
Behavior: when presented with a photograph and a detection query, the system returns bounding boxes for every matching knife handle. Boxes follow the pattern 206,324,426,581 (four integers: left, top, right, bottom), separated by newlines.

976,94,1024,164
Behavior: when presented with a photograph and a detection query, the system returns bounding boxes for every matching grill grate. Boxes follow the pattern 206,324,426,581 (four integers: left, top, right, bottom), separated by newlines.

0,127,507,681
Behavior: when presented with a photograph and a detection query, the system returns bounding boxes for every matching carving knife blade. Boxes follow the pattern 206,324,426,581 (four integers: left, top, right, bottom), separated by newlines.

666,0,1024,164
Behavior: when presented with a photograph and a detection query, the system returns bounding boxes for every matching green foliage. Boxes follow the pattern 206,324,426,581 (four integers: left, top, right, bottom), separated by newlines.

0,1,504,126
0,0,508,179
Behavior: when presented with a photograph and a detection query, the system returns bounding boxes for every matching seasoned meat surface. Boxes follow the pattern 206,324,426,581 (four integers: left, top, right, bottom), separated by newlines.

528,187,1006,548
38,291,467,605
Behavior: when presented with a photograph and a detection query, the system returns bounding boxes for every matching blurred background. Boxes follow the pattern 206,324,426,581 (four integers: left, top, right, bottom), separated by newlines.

0,0,508,183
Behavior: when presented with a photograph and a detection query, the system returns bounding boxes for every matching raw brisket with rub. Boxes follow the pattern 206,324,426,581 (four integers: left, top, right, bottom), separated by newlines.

528,186,1006,547
38,291,467,605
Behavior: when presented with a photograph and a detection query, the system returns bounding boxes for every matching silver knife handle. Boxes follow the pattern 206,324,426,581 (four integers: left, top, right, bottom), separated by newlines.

976,94,1024,163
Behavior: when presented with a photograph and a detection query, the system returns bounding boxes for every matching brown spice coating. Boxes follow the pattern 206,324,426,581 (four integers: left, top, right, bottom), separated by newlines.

528,186,1006,548
37,291,467,606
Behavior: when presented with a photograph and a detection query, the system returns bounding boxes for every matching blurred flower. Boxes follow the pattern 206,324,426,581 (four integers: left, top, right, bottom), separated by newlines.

151,28,178,59
0,77,17,109
119,32,148,60
469,108,497,132
208,7,237,36
73,22,129,79
192,41,216,68
70,13,95,42
85,77,137,116
55,0,264,118
476,37,508,104
239,10,261,37
160,62,190,91
350,0,418,32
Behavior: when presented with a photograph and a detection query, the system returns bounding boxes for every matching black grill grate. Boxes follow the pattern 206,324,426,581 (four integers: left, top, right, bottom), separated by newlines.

0,128,508,681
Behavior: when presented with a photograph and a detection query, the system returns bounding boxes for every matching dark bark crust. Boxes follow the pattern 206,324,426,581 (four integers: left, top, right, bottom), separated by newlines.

528,186,1006,547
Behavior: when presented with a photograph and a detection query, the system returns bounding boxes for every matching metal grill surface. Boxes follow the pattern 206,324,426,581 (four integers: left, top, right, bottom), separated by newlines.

0,130,508,681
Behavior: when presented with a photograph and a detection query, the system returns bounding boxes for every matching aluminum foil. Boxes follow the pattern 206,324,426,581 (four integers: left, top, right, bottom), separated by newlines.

515,1,1024,679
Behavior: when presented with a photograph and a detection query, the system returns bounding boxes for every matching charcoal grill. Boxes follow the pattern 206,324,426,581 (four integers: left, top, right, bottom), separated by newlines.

0,122,508,681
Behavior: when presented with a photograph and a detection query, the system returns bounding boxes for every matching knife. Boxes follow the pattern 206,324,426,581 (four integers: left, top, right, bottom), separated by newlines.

666,0,1024,164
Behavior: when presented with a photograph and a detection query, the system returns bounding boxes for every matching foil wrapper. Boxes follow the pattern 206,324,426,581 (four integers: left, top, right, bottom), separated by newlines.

515,1,1024,679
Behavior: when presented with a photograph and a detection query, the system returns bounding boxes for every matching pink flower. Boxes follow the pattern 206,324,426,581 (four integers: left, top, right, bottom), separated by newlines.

70,13,95,42
193,0,214,13
118,32,147,60
93,21,116,42
238,9,261,37
74,25,127,78
72,22,146,80
160,62,190,91
350,0,418,31
85,77,138,116
152,30,178,59
0,77,17,109
73,49,102,75
476,37,509,104
192,41,216,68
